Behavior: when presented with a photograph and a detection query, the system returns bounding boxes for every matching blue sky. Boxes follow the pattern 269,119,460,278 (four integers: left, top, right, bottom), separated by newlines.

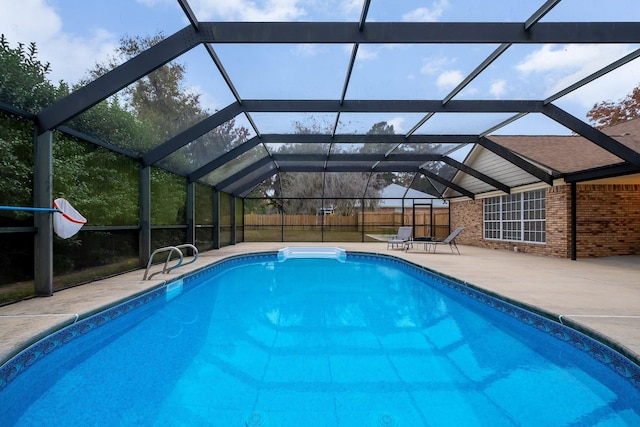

1,0,640,137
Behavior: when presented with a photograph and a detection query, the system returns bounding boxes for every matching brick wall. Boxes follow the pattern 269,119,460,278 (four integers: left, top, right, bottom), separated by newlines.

575,184,640,257
450,184,640,258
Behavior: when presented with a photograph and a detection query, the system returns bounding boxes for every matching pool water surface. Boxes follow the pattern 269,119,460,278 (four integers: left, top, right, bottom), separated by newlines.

1,252,639,426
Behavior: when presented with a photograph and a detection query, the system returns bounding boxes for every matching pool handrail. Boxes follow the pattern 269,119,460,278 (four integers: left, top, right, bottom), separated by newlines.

166,244,199,272
143,244,198,280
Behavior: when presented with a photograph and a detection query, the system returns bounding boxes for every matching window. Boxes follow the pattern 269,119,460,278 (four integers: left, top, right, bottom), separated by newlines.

483,189,545,243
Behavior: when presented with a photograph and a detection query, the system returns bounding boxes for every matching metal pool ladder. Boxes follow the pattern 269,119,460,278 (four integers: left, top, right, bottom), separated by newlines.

143,244,199,280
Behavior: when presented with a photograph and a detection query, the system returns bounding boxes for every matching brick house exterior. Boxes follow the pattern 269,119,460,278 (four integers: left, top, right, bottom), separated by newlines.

447,119,640,259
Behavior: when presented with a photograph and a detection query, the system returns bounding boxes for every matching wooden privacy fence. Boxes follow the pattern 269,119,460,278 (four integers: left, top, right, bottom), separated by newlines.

245,210,450,239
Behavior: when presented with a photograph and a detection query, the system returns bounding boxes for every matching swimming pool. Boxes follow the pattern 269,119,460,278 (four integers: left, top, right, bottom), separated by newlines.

1,250,639,426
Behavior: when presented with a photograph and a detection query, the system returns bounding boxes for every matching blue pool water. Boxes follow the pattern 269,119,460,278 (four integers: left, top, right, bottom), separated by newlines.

1,252,639,426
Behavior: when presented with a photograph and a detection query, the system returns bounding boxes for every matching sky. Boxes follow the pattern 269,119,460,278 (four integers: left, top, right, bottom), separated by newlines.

1,0,640,137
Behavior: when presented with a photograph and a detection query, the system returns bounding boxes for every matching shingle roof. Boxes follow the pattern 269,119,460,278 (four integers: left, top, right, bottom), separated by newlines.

489,118,640,174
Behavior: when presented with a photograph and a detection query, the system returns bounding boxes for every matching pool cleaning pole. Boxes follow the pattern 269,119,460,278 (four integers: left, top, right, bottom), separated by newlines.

0,206,60,212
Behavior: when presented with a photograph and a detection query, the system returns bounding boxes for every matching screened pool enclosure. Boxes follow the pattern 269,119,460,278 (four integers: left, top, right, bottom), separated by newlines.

1,0,640,303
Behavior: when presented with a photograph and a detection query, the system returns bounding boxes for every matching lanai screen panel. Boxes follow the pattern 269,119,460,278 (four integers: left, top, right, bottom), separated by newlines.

157,116,256,175
277,160,325,171
330,142,398,155
334,113,429,134
323,171,375,199
220,162,277,196
344,44,500,100
198,144,271,187
271,143,331,156
212,44,350,100
415,113,521,135
251,113,338,134
6,0,640,202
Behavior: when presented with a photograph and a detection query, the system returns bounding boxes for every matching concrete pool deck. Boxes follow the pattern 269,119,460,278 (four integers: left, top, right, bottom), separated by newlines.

1,242,639,366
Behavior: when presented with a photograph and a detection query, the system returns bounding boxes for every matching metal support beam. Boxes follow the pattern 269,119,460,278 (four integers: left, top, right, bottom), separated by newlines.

279,164,425,173
139,166,151,268
215,157,274,191
230,196,236,245
571,182,577,261
419,168,476,199
233,168,279,197
478,136,554,185
35,21,638,133
0,100,36,119
206,44,243,101
406,112,435,138
442,43,511,105
524,0,562,30
542,103,640,166
58,125,140,159
441,157,511,194
191,22,639,44
239,99,544,113
563,163,639,183
273,153,443,162
186,182,195,248
37,25,202,132
34,130,53,296
178,0,199,31
259,133,479,144
340,45,359,104
479,113,528,137
545,49,640,105
213,190,220,249
359,0,372,30
188,136,263,182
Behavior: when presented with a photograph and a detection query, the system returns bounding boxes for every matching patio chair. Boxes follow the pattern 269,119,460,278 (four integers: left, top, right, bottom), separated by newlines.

430,227,465,254
387,226,413,250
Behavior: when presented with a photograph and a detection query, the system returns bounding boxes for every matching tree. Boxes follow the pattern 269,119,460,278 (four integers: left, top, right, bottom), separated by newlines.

364,121,450,198
86,33,250,171
0,36,66,217
587,83,640,129
0,35,59,113
86,34,205,138
263,119,386,214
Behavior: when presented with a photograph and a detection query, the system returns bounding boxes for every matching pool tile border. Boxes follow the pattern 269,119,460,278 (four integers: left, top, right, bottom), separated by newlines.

1,250,639,394
0,287,165,392
350,252,640,391
0,253,275,392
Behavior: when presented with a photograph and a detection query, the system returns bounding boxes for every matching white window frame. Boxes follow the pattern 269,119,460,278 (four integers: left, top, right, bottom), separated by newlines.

483,189,546,243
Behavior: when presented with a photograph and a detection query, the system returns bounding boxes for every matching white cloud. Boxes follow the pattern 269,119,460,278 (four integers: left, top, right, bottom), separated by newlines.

340,0,362,16
356,46,378,61
464,87,479,96
292,44,322,57
490,80,507,98
559,63,640,109
0,0,117,84
515,44,638,106
342,44,378,61
135,0,173,5
515,44,617,75
420,56,454,75
402,0,449,22
191,0,306,21
0,0,62,42
387,116,405,133
437,70,463,89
